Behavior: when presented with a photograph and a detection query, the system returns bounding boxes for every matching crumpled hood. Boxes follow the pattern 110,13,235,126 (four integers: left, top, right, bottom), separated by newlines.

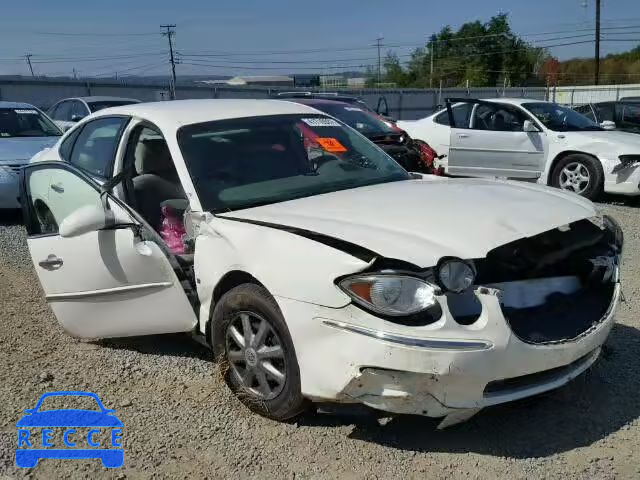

0,136,59,163
219,177,597,267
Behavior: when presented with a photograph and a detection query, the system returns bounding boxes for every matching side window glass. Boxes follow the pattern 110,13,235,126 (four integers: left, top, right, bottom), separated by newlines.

69,117,127,177
435,104,472,127
56,102,72,121
24,166,104,236
71,101,88,121
471,104,526,131
594,104,615,122
59,126,82,161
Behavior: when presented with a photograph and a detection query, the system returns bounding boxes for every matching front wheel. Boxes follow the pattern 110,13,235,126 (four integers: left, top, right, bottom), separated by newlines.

550,154,604,200
211,283,307,420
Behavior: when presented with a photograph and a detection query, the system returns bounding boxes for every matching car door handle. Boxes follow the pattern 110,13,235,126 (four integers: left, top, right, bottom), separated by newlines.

38,254,63,270
457,133,469,138
51,183,64,193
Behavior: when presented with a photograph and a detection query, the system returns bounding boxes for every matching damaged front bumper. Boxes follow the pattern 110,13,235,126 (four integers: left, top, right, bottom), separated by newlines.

276,276,620,428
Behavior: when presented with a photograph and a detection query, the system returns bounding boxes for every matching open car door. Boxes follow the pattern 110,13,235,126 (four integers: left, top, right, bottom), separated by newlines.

20,161,197,339
446,98,545,179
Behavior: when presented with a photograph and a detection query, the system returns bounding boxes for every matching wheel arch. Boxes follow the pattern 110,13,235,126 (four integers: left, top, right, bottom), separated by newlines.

205,269,265,345
546,150,601,185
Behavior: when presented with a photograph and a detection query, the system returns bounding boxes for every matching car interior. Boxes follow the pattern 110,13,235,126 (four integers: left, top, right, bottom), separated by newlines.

122,126,187,234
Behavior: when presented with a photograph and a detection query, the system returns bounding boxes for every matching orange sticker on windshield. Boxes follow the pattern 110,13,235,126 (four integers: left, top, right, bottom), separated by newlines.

316,137,347,153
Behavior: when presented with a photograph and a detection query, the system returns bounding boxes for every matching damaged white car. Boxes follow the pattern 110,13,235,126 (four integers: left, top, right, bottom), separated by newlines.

24,99,623,428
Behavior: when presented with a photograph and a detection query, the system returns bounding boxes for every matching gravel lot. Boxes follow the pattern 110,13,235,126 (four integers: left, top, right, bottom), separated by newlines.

1,202,639,479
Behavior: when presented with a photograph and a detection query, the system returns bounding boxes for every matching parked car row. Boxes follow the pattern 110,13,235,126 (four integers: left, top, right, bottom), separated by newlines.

398,97,640,199
9,98,623,429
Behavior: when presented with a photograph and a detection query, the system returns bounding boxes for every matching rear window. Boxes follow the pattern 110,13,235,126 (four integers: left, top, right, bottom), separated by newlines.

0,108,61,138
316,104,394,136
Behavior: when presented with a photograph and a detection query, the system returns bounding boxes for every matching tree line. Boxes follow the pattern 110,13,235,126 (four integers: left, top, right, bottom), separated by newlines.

372,14,640,88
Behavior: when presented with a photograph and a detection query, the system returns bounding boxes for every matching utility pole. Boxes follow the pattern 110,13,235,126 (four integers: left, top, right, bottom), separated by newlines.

429,36,435,89
595,0,601,85
72,68,77,80
375,36,383,87
161,24,177,99
25,54,34,77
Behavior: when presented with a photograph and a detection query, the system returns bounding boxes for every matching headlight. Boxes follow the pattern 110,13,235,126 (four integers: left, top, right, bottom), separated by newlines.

339,274,438,316
436,258,476,293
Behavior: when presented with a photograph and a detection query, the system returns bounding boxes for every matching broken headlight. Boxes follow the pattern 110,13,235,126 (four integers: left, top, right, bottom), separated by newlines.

436,258,476,293
339,274,439,317
612,155,640,174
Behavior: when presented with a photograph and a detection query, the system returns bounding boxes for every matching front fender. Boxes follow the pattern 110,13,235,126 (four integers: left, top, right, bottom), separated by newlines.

194,217,370,333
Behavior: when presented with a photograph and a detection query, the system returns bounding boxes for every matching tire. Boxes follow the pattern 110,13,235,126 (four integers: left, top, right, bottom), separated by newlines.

211,283,307,420
35,203,58,234
550,153,604,200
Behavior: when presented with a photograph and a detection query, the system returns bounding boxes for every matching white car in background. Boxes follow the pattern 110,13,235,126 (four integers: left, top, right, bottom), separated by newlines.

47,96,140,131
25,99,622,428
398,98,640,199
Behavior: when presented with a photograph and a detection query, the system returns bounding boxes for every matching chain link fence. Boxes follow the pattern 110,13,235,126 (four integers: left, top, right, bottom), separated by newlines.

2,76,639,120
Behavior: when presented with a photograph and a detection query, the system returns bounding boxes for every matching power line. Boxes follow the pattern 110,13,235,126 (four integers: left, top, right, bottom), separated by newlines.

161,24,177,100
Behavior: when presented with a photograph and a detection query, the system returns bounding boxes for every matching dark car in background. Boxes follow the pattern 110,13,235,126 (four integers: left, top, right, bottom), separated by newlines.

574,101,640,134
286,98,437,172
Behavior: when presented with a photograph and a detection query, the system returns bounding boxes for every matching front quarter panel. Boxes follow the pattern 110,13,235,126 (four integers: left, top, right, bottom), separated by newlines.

194,216,371,333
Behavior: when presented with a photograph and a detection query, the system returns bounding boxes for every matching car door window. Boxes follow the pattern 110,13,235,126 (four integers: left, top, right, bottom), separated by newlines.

574,105,596,121
71,101,89,121
471,104,526,131
54,102,72,121
594,103,615,122
435,104,472,127
69,117,127,177
23,164,105,236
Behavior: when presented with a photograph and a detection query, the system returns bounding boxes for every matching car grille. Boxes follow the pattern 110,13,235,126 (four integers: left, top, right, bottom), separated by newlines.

471,218,620,344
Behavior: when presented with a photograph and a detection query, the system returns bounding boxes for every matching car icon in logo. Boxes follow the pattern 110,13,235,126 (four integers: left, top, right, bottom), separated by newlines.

15,391,123,468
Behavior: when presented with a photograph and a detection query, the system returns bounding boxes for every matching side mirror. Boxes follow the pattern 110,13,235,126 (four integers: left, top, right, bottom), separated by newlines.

523,120,540,132
59,204,131,238
601,120,616,130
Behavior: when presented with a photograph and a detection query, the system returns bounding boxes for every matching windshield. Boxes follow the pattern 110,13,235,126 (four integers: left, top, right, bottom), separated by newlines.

0,108,61,137
88,100,138,112
314,104,395,137
177,114,409,212
523,102,603,132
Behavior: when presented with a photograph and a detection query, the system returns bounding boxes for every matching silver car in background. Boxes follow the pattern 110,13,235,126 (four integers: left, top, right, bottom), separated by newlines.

47,96,140,131
0,102,61,209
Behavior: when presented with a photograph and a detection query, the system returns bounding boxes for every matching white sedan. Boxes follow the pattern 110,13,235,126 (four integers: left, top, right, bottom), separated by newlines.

398,98,640,199
25,99,622,427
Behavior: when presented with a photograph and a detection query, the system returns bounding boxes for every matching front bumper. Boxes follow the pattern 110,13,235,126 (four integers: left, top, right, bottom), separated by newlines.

0,167,20,209
602,157,640,195
276,280,619,426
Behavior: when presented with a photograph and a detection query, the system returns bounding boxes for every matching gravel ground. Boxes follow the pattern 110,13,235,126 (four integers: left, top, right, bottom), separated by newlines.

1,202,639,480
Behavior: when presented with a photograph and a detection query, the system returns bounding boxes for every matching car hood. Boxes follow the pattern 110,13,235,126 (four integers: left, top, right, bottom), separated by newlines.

219,177,597,267
16,409,123,427
0,137,59,163
560,130,640,154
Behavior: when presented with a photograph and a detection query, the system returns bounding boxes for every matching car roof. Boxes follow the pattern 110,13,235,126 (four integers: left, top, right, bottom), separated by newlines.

95,99,324,131
61,96,141,103
480,98,548,106
0,101,38,109
288,98,356,107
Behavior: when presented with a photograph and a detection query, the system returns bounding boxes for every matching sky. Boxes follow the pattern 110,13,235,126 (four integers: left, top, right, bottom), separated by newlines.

0,0,638,79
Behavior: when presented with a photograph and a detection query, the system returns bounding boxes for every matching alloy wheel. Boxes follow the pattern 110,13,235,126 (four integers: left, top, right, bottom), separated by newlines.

225,311,287,400
559,161,590,195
